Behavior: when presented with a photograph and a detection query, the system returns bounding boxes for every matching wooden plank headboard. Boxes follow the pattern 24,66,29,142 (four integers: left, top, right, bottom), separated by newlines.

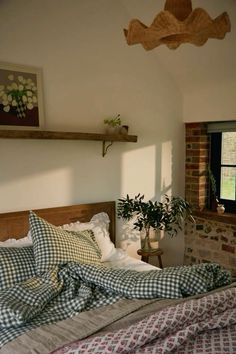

0,201,116,244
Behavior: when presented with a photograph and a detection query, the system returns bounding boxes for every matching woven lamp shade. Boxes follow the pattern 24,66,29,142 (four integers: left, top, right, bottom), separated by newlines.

124,0,231,50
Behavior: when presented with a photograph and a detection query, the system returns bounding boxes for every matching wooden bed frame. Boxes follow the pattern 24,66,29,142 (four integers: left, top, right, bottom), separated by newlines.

0,201,116,244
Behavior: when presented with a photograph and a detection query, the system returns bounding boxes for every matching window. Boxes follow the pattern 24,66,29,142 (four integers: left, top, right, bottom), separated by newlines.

210,131,236,213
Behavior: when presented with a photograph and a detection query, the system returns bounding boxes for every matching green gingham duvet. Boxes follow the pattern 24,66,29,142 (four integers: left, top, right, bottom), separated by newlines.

0,262,231,348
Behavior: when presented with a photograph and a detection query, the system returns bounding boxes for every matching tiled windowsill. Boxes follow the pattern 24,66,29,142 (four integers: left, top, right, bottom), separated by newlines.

193,210,236,226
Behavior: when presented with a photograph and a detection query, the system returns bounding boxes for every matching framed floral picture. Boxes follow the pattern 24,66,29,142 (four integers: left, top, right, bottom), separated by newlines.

0,62,44,130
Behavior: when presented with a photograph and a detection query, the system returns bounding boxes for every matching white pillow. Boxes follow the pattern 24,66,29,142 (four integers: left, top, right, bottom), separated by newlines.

61,212,116,262
0,236,32,248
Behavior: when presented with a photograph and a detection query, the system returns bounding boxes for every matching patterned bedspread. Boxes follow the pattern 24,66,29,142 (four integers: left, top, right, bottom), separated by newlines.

0,262,231,348
53,287,236,354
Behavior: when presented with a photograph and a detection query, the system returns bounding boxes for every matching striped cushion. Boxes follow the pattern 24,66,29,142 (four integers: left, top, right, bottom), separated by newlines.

29,211,102,274
0,246,36,290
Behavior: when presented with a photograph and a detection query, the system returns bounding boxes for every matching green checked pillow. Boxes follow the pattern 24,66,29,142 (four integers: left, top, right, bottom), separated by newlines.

0,246,36,290
29,211,102,274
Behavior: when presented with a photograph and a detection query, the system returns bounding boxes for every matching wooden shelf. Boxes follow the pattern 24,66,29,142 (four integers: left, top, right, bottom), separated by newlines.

0,129,138,156
0,129,137,142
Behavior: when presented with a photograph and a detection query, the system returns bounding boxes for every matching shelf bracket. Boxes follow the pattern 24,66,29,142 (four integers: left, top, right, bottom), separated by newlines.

102,141,113,157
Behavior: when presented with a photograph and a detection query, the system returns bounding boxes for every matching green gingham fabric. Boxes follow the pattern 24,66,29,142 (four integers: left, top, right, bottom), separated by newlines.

63,262,231,300
0,262,231,348
0,267,62,328
29,211,102,274
0,246,36,290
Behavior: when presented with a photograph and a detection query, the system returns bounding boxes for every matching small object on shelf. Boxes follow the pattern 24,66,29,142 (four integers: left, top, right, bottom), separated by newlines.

120,125,129,135
105,126,120,135
217,204,225,215
137,248,163,268
104,114,121,134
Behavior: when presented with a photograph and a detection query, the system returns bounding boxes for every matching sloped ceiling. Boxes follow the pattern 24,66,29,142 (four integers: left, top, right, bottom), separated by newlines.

122,0,236,94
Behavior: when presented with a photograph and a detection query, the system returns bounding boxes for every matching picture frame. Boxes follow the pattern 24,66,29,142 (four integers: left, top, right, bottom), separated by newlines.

0,62,44,130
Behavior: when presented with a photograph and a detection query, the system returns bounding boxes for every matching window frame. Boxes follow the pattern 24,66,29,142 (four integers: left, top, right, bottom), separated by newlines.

210,132,236,213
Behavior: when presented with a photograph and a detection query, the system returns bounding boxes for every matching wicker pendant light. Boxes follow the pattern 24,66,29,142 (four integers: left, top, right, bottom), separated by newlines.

124,0,231,50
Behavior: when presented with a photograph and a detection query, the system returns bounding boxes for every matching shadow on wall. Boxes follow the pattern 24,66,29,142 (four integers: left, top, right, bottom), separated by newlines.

0,126,184,267
0,139,120,212
117,135,185,267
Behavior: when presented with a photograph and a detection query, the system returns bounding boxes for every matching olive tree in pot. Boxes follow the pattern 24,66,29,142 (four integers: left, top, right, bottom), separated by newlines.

117,194,194,252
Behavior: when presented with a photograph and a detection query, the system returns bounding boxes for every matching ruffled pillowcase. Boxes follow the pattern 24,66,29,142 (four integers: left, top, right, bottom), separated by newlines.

60,212,116,262
0,236,32,248
29,211,102,274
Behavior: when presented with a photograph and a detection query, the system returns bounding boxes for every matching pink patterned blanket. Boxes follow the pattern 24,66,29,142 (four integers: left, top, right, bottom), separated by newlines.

53,288,236,354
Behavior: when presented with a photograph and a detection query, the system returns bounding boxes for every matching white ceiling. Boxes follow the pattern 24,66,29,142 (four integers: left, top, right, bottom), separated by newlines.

122,0,236,94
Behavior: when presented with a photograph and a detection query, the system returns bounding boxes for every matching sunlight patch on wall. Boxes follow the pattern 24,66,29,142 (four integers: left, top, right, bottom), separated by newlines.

0,168,73,212
161,140,172,196
120,145,156,199
119,145,156,258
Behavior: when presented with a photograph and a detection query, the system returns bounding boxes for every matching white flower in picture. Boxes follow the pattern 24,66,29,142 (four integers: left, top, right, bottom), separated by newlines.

3,105,10,112
18,76,24,82
22,95,27,103
11,82,18,90
0,72,38,119
26,103,34,110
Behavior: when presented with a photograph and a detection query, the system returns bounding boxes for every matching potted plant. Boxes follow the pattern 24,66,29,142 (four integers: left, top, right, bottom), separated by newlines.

117,194,194,251
208,166,225,213
104,114,121,134
208,166,218,206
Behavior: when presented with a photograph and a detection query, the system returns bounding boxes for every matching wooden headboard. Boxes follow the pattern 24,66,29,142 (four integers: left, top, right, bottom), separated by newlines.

0,201,116,244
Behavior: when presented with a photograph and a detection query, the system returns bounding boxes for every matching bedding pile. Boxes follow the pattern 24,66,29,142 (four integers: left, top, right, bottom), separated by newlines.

0,210,233,350
54,287,236,354
0,261,231,348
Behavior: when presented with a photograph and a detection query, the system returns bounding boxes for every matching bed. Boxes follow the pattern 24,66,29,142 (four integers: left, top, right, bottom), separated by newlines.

0,201,235,354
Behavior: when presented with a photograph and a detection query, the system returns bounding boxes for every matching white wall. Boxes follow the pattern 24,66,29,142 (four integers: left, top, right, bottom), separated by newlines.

181,0,236,122
183,79,236,122
0,0,185,266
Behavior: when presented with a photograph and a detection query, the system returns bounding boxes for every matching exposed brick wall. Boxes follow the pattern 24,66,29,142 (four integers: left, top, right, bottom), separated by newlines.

185,122,209,210
184,122,236,275
185,216,236,276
